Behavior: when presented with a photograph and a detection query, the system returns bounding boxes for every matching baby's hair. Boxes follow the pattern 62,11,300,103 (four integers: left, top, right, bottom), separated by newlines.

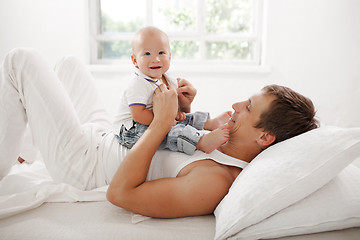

131,26,169,54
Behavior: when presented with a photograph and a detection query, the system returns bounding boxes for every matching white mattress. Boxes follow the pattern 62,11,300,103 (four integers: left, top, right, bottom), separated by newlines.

0,201,359,240
0,201,215,240
1,138,360,239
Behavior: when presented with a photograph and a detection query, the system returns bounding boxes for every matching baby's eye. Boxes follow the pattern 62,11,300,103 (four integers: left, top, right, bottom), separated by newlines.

159,51,165,55
145,52,150,56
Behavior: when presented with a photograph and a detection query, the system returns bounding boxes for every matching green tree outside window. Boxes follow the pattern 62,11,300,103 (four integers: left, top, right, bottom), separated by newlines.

98,0,256,61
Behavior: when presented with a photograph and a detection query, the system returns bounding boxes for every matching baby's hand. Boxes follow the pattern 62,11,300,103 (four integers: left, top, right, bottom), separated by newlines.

175,111,186,121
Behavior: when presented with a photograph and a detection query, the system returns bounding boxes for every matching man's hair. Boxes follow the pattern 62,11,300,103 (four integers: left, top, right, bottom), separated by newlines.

256,84,319,145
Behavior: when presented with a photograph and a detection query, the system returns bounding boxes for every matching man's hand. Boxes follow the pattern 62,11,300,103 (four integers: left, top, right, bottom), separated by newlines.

153,84,178,127
177,78,197,113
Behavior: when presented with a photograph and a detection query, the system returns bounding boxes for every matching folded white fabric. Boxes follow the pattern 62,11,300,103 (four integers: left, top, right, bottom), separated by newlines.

131,213,152,224
214,126,360,239
0,160,150,224
0,161,107,219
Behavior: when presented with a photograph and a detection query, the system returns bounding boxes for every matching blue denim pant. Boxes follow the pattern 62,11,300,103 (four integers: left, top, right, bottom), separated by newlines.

117,112,209,155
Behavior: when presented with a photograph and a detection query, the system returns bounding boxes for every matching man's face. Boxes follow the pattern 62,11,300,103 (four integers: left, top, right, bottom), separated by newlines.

227,91,276,145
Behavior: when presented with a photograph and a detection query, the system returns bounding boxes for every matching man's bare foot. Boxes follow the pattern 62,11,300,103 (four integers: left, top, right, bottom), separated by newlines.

204,111,232,131
18,157,25,164
197,124,230,153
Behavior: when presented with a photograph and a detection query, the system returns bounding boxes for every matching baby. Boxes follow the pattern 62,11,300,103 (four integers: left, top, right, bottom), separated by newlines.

113,26,230,154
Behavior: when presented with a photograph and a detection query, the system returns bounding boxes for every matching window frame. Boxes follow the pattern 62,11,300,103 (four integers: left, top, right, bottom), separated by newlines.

89,0,266,73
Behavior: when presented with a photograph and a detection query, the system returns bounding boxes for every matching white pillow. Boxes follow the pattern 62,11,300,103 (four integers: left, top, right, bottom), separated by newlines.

214,126,360,240
231,163,360,239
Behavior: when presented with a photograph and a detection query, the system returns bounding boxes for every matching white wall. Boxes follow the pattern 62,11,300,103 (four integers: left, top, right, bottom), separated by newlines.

0,0,89,66
265,0,360,128
1,0,359,127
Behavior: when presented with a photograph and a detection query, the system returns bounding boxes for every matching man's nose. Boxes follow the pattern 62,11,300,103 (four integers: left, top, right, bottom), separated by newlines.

232,101,245,112
232,102,243,111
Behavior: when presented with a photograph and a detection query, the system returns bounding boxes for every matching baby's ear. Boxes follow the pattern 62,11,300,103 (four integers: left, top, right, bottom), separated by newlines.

131,54,138,68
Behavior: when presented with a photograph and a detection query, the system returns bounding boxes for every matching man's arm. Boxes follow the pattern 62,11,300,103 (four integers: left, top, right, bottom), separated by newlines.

108,164,232,218
107,84,231,218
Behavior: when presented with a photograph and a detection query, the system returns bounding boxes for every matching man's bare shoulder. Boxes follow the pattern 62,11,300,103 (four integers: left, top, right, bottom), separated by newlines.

179,160,237,197
108,159,238,218
174,162,236,214
178,159,240,180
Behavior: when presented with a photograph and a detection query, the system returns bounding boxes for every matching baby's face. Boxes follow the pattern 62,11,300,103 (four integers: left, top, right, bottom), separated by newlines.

132,33,171,80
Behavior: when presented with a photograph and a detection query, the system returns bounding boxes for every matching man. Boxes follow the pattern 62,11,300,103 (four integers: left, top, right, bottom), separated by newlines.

0,48,317,217
107,83,318,218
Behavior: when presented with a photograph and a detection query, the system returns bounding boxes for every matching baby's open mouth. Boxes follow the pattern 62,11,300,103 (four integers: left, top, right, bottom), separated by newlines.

150,66,161,69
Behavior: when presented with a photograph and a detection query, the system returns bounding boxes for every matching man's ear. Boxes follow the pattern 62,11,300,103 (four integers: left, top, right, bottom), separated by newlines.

131,54,139,68
257,131,276,147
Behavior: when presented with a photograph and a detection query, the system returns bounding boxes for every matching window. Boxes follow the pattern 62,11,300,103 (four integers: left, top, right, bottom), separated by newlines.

89,0,264,67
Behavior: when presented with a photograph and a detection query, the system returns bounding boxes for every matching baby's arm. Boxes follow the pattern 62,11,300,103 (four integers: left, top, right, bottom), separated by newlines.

130,105,154,126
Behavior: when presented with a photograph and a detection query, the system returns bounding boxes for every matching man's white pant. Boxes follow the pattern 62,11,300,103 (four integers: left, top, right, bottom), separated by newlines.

0,48,113,190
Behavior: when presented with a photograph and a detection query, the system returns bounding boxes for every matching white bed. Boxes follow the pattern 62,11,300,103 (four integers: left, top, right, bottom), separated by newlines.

1,126,360,239
1,201,359,240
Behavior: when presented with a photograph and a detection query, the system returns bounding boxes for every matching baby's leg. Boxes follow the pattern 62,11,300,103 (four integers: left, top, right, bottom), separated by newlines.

161,124,202,155
177,112,209,130
196,124,230,153
204,111,232,131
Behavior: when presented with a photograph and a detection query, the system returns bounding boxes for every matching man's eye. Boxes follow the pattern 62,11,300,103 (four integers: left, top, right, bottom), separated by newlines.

246,104,251,111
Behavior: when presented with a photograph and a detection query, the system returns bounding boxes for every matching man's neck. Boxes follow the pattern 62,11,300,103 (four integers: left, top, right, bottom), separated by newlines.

219,141,262,163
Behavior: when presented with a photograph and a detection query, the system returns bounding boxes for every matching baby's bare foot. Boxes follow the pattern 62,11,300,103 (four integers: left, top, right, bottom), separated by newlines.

204,111,232,131
197,124,230,153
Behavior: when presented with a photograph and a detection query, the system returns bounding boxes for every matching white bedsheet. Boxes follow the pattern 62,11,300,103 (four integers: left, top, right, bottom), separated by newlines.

1,159,360,239
0,160,107,219
0,201,216,240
